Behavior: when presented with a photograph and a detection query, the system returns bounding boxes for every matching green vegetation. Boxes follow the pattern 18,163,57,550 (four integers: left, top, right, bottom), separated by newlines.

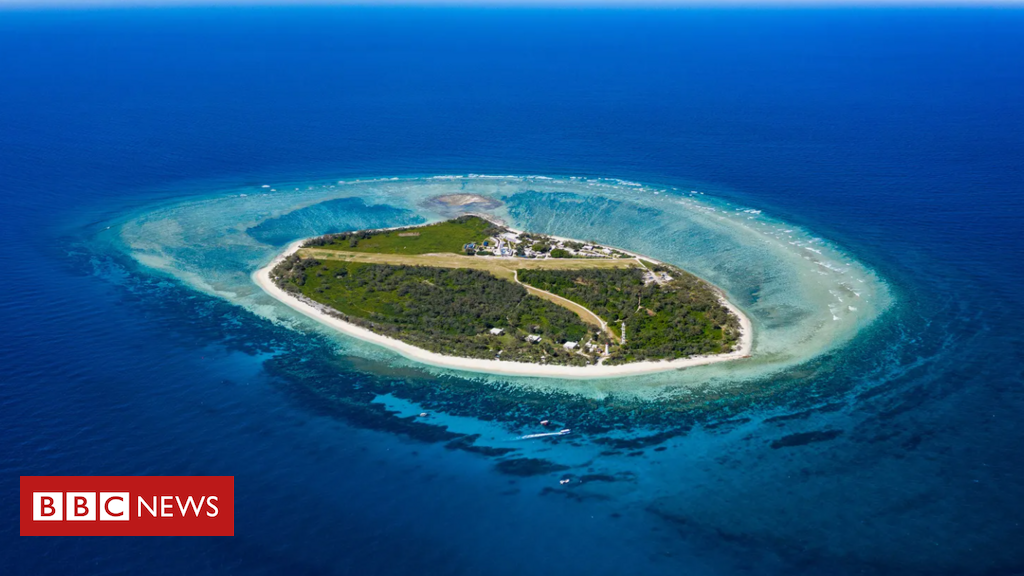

304,215,500,255
516,268,740,364
271,256,602,366
274,216,742,367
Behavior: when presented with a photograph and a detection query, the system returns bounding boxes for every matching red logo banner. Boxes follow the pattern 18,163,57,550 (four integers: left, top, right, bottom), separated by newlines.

20,476,234,536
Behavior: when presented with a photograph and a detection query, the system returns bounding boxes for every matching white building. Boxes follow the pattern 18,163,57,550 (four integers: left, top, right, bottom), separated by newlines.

563,341,578,350
525,334,542,343
489,328,504,335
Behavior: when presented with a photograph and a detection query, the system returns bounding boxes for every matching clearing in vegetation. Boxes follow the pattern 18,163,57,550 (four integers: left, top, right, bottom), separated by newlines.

304,215,499,255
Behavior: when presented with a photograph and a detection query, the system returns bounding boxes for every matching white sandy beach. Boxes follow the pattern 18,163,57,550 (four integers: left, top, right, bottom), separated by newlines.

253,236,753,380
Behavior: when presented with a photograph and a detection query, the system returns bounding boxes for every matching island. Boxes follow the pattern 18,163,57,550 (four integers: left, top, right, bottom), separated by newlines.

254,215,752,378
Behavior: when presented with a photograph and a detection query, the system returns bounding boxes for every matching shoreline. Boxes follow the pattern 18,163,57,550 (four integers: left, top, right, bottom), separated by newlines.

253,233,753,380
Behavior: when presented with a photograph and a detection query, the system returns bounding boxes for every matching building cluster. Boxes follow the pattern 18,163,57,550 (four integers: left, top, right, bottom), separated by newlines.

481,328,612,364
486,329,546,345
469,224,639,364
464,230,623,260
642,270,674,285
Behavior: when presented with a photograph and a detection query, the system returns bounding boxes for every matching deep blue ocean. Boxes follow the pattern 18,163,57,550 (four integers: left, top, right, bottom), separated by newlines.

2,7,1023,576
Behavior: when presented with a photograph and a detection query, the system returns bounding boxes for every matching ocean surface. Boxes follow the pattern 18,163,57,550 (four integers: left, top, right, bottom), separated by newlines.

2,7,1023,576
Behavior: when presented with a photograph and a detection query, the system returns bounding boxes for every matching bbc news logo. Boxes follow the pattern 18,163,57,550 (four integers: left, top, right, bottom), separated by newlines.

32,491,219,521
21,476,233,536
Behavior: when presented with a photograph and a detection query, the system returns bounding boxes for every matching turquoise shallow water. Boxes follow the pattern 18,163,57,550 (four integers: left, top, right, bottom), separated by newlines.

118,175,892,395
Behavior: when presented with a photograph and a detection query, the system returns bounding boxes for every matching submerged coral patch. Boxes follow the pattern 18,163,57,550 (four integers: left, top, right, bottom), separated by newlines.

117,175,891,397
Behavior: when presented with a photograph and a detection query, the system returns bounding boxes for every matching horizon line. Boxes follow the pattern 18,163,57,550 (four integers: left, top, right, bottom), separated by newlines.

3,0,1024,9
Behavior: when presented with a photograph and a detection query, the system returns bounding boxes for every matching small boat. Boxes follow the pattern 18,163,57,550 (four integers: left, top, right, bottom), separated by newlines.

518,428,571,440
540,420,550,426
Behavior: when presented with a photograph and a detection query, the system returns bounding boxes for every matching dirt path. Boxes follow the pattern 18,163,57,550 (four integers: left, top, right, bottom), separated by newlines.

512,270,615,338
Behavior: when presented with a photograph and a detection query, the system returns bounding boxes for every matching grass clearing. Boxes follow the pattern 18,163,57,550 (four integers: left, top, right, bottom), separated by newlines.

313,215,496,255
